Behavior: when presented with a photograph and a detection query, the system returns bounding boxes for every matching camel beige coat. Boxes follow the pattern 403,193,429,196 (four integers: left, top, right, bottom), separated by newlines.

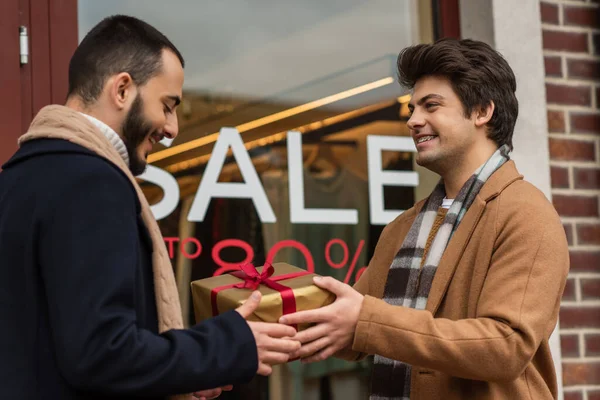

339,161,569,399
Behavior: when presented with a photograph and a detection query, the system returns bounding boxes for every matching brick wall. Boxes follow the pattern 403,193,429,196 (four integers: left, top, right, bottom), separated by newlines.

541,0,600,398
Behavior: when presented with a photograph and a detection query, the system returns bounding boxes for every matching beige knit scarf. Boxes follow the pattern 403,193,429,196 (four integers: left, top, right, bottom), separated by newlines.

20,105,191,400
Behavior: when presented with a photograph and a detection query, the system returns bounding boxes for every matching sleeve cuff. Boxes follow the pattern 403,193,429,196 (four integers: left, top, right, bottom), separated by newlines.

352,295,377,354
194,310,258,384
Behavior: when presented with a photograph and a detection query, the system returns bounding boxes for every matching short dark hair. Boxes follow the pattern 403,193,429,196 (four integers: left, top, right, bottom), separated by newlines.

68,15,185,104
397,38,518,150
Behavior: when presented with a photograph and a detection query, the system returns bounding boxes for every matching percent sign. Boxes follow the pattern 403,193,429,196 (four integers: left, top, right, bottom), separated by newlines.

324,239,367,284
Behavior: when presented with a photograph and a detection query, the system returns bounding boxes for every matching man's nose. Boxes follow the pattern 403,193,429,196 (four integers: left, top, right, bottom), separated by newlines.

407,109,425,130
163,112,178,139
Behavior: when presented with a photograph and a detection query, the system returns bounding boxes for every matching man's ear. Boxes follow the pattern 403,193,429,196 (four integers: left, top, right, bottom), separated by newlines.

107,72,136,111
474,100,495,128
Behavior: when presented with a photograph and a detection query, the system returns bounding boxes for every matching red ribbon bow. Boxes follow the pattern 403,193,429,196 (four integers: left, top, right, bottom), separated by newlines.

229,263,277,290
210,263,310,330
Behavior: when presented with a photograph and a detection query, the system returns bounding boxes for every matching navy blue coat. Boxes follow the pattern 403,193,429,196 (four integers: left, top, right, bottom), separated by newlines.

0,139,257,399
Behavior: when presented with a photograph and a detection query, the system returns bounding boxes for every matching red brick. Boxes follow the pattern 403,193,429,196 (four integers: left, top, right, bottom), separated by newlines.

570,251,600,273
560,307,600,328
564,392,583,400
597,86,600,108
582,278,600,300
548,110,566,132
574,167,600,189
541,2,560,24
562,334,581,357
551,166,570,188
578,224,600,245
563,362,600,386
590,390,600,400
563,278,577,301
546,84,591,106
568,59,600,80
549,138,596,161
595,32,600,55
554,195,599,217
571,113,600,135
564,5,600,28
545,56,563,77
587,334,600,356
565,223,575,246
587,335,600,358
543,30,589,53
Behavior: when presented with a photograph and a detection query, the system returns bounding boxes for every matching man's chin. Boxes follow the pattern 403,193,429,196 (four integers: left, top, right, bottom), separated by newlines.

133,166,148,177
415,154,442,173
415,154,431,167
129,157,148,176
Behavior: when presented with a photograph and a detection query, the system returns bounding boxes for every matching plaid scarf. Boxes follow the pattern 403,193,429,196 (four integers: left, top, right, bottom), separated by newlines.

370,145,510,400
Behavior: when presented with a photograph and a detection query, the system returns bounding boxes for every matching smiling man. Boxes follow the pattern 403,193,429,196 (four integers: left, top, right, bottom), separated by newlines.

0,15,300,400
279,38,570,399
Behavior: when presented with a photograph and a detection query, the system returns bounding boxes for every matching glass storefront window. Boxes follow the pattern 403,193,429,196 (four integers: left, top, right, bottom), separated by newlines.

78,2,435,399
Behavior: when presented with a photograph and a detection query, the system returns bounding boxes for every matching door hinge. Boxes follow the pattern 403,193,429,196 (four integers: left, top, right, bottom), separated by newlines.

19,26,29,65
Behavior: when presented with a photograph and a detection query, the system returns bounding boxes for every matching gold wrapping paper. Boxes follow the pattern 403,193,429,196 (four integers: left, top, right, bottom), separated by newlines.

191,263,335,331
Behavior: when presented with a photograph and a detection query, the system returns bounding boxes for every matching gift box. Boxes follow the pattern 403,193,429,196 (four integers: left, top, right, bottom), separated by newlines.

190,262,335,331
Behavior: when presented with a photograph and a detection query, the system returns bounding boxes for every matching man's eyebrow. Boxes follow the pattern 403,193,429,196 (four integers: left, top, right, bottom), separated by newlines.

166,95,181,106
408,93,445,108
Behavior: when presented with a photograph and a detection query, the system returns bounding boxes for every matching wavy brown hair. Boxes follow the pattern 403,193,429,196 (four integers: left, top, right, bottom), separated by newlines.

397,38,518,150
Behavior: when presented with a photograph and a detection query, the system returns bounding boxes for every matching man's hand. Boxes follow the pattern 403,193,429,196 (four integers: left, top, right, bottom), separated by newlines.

236,291,300,376
193,385,233,399
279,276,363,363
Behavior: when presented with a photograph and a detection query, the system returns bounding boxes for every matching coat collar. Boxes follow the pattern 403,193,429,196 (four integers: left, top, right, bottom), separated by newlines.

478,160,523,201
410,160,522,216
395,160,523,314
425,160,523,314
2,138,96,170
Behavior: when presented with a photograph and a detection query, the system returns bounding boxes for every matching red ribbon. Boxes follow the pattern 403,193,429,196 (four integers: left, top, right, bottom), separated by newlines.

210,263,310,330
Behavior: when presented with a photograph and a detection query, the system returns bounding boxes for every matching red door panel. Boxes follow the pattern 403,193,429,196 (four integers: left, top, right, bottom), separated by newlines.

0,0,77,167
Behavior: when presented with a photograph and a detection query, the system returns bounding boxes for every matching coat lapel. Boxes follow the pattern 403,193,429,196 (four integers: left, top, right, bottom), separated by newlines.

425,160,523,315
425,196,486,314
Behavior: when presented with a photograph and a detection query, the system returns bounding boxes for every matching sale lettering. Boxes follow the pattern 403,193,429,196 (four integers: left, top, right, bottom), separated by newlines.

141,129,418,225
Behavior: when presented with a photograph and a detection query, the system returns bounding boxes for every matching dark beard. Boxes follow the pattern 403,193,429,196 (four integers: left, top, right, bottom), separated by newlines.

122,95,155,176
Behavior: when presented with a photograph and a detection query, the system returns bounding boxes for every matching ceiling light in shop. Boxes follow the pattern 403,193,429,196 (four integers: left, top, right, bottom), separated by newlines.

148,76,396,164
166,96,410,174
398,94,411,103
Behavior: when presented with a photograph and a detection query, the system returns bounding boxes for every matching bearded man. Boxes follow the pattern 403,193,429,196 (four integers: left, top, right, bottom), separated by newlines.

0,15,299,400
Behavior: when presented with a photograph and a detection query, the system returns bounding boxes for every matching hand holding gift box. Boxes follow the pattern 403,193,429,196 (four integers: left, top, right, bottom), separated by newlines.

191,262,336,333
278,276,364,363
232,289,299,376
